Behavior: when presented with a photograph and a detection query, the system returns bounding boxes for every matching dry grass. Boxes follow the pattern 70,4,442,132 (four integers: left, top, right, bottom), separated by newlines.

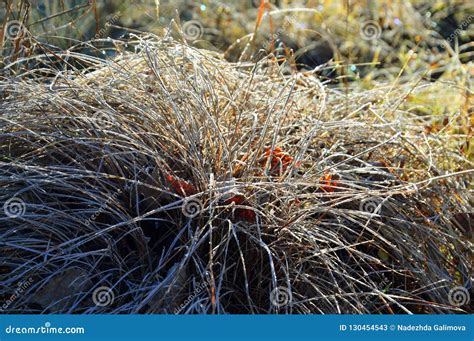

0,33,472,314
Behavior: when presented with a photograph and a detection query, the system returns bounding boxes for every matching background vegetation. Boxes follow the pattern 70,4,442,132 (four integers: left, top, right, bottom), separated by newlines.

0,0,472,314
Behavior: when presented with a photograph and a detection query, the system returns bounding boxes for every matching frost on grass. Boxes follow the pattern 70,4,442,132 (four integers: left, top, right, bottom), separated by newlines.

0,35,472,314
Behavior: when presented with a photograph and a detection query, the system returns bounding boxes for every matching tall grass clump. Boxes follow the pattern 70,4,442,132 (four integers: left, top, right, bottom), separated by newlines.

0,33,472,314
